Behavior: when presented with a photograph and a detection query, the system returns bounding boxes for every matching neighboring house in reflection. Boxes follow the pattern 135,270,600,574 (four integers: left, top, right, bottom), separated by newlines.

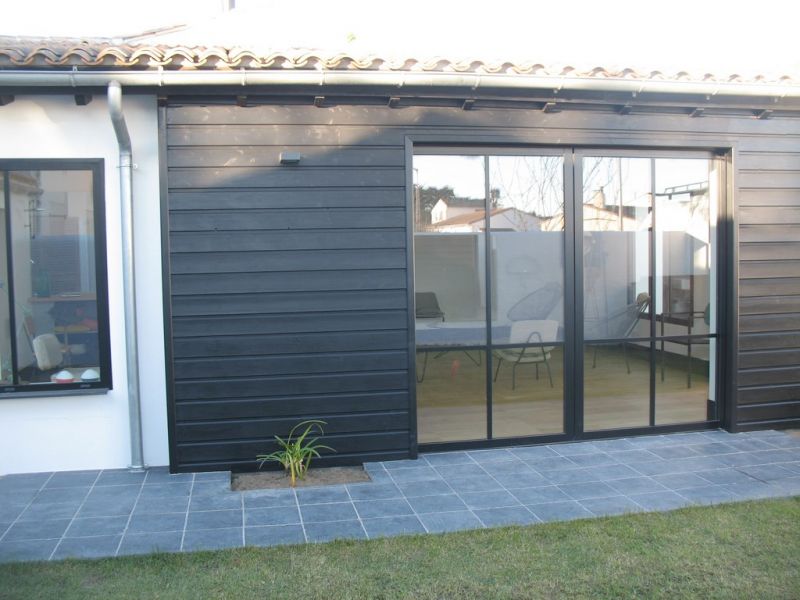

432,205,545,232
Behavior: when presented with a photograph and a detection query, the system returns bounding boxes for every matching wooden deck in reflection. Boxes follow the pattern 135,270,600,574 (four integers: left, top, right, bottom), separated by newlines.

417,346,712,444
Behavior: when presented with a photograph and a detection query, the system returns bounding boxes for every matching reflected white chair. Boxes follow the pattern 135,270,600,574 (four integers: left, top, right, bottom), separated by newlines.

493,319,559,389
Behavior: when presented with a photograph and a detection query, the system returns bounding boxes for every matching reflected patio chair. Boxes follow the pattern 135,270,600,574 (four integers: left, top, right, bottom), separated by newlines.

415,292,444,383
493,319,559,389
507,282,562,322
589,292,650,373
415,292,445,321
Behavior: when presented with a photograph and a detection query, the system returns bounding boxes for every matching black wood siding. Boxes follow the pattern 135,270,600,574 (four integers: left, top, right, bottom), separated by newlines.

164,102,800,471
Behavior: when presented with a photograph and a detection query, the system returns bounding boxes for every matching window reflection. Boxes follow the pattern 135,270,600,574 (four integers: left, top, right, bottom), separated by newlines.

6,170,102,386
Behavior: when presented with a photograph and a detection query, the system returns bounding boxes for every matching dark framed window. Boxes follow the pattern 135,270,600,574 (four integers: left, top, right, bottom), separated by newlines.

0,160,111,395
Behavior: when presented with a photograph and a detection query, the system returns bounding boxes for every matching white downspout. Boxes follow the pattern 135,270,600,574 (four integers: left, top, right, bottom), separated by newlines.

107,81,145,472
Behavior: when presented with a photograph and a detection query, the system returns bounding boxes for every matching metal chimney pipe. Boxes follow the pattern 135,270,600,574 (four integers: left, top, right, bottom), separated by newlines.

107,81,145,472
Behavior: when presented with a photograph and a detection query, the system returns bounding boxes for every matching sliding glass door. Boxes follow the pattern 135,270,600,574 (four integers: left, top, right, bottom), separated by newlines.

413,147,723,447
413,150,567,444
577,151,720,433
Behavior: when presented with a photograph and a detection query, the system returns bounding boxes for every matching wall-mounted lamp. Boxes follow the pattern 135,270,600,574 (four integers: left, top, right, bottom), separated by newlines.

279,152,302,165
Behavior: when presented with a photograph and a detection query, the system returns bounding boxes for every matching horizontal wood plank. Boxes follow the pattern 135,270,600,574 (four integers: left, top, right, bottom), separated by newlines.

173,330,407,359
171,310,408,338
168,188,405,210
175,391,409,421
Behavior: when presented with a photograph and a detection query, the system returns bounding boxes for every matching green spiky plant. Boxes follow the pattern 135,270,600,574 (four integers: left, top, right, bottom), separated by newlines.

256,420,333,487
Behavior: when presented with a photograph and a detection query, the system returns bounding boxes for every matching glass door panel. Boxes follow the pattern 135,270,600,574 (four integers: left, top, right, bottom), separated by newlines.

488,155,565,437
414,155,488,443
654,157,718,424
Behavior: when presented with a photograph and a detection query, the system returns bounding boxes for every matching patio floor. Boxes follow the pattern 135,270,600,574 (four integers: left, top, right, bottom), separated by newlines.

1,429,799,563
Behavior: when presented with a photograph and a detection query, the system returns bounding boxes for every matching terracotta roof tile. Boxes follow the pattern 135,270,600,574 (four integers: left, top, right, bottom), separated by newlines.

0,36,796,86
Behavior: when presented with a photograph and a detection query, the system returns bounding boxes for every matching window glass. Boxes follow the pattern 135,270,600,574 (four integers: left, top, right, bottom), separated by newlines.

1,166,106,391
0,173,11,385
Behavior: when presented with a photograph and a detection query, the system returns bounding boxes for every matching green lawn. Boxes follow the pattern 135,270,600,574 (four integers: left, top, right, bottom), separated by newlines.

2,498,799,600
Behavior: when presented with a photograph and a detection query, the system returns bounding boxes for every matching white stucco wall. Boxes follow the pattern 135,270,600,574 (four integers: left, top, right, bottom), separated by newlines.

0,94,169,474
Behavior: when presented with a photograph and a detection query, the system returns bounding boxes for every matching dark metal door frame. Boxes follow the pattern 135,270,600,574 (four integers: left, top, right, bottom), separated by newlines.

412,143,729,453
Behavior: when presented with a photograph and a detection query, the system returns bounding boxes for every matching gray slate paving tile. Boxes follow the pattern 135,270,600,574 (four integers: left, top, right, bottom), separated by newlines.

245,525,305,547
492,471,549,489
590,464,642,481
511,486,570,505
423,452,472,466
473,506,539,527
435,464,487,479
406,494,466,514
194,471,230,482
459,490,520,510
0,505,26,523
549,442,601,456
244,506,301,526
566,453,619,468
627,491,689,511
4,518,71,541
346,482,401,501
118,531,183,555
30,487,88,505
44,471,100,489
446,476,503,494
305,520,366,542
362,515,426,538
722,481,776,500
95,470,147,486
509,446,559,460
143,467,194,485
186,509,243,531
241,489,296,508
134,495,190,514
527,501,593,522
736,464,796,482
0,539,58,563
0,473,52,491
66,516,129,538
78,495,138,518
607,476,668,496
382,459,422,470
581,495,643,516
189,493,242,512
695,469,759,485
127,512,187,534
418,511,483,533
648,446,701,460
543,469,600,485
295,487,350,505
182,527,243,551
353,499,414,519
524,456,576,471
300,502,358,523
468,449,516,463
0,489,39,506
606,450,661,464
397,479,453,498
20,502,82,521
678,485,739,505
137,482,191,499
652,473,712,490
559,481,618,501
53,535,122,560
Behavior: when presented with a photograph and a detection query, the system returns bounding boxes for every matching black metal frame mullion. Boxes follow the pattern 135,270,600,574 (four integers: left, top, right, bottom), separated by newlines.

649,158,657,427
571,151,585,436
2,172,19,386
483,155,493,440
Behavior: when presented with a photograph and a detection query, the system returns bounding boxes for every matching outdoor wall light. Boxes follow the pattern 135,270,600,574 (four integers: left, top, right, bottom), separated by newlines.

279,152,302,165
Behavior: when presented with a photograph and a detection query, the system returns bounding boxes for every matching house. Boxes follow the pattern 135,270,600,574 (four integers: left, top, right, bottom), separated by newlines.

0,35,798,475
